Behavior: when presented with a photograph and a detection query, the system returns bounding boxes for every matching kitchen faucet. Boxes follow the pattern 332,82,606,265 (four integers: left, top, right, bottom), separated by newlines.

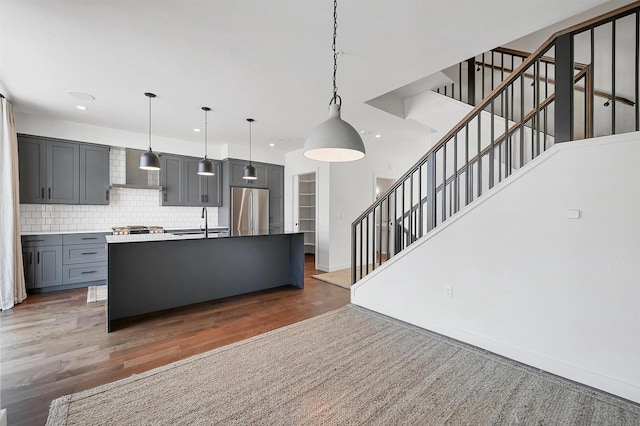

201,207,208,238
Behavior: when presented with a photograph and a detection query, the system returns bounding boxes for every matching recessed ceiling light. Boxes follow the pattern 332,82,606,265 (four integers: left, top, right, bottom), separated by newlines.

193,128,201,132
375,134,382,138
75,105,87,110
269,143,275,147
66,91,95,101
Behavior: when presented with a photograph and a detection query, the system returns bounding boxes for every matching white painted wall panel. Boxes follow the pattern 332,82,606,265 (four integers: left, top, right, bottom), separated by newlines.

352,131,640,402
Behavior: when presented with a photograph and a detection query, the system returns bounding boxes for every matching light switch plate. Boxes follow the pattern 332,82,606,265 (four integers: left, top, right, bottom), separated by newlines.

567,209,581,219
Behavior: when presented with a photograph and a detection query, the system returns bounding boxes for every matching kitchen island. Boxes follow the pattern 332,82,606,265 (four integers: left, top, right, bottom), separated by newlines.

105,232,304,332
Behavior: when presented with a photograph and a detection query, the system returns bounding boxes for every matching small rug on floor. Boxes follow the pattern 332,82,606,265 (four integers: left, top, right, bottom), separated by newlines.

312,268,351,289
86,285,107,303
46,305,640,425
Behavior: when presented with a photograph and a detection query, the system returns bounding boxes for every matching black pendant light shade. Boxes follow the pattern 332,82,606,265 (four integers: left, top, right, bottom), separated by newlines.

198,106,215,176
140,92,161,171
243,118,257,180
243,163,257,180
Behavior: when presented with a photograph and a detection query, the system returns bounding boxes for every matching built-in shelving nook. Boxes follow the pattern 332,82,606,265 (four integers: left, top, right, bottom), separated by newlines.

296,172,316,255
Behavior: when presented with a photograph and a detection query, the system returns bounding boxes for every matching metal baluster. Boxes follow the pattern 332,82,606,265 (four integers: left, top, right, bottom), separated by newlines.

442,143,447,222
365,215,369,275
465,124,470,205
454,133,459,212
386,194,390,261
459,62,462,101
371,208,376,271
490,99,495,189
636,12,639,131
477,110,482,197
351,223,356,284
536,59,540,157
504,92,509,178
409,173,413,244
418,167,423,238
378,204,383,266
520,74,525,169
359,220,363,280
612,20,616,134
401,182,405,250
482,52,485,99
545,62,549,150
590,28,595,139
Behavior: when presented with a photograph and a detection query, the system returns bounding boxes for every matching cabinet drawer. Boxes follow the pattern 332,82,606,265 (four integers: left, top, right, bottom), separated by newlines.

63,262,107,285
22,234,62,247
63,243,107,264
63,233,107,245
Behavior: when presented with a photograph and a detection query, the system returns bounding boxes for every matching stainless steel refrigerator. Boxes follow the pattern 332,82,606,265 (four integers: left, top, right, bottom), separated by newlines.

231,187,270,236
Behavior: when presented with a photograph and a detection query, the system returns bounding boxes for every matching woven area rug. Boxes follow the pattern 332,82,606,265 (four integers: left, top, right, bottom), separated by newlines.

46,305,640,425
312,268,351,289
86,285,107,303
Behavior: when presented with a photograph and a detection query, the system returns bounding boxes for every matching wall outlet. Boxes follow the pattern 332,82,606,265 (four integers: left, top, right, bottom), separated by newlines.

445,285,453,299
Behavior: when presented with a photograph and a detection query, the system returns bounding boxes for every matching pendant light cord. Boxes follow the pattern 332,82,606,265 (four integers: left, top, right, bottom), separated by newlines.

204,109,208,159
148,95,152,151
248,120,252,164
332,0,340,105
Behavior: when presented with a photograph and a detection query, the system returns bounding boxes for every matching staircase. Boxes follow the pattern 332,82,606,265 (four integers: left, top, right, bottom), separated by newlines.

351,1,640,284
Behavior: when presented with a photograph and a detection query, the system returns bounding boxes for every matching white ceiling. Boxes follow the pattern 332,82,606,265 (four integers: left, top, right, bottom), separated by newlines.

0,0,615,156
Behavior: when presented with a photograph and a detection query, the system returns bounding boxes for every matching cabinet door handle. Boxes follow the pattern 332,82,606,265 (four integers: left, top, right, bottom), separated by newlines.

29,252,33,265
48,188,51,199
37,252,40,264
81,252,98,255
106,190,109,201
81,237,97,240
163,191,167,202
81,270,97,274
41,187,44,199
31,239,45,242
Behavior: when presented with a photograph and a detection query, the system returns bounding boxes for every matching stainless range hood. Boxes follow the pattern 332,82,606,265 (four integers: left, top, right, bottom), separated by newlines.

110,148,162,190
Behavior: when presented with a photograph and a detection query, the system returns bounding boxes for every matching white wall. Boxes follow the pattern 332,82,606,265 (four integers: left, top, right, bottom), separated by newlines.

352,131,640,403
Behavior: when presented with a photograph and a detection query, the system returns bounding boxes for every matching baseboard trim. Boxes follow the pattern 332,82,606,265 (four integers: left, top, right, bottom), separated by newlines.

352,295,640,404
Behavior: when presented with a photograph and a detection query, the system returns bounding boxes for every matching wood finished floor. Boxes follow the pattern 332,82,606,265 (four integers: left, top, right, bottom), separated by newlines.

0,255,350,426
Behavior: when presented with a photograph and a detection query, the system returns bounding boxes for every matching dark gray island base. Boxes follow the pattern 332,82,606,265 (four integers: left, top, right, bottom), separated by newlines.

106,233,304,332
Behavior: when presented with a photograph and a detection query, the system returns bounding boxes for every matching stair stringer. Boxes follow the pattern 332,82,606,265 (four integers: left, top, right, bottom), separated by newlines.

351,131,640,403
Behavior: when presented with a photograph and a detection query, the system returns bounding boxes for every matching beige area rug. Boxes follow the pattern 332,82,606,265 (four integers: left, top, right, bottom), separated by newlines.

46,305,640,425
312,268,351,289
86,285,107,303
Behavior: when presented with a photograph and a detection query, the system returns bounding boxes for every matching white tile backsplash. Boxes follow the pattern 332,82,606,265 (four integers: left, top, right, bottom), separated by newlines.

20,147,219,233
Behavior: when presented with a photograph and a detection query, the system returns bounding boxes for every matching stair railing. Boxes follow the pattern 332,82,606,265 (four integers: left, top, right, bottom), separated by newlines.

352,1,640,284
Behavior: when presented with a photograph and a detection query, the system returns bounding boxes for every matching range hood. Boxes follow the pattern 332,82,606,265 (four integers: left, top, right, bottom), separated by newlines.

110,148,162,190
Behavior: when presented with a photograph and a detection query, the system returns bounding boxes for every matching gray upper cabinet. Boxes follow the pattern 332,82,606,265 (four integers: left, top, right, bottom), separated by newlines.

17,134,110,205
18,136,47,203
161,155,222,207
47,140,80,204
160,154,185,206
80,144,110,205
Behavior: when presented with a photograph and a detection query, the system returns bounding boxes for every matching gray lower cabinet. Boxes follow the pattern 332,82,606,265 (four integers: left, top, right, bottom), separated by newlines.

22,235,63,289
161,155,222,207
22,232,107,292
17,134,110,206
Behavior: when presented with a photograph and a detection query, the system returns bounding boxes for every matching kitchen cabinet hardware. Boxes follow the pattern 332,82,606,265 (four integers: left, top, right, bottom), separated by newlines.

29,252,32,264
31,239,45,242
48,188,51,199
81,237,97,240
41,187,44,199
37,252,40,263
81,252,97,255
81,270,97,274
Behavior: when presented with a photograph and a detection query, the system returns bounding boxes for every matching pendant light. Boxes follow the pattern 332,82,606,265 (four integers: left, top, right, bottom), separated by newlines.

304,0,365,162
243,118,257,180
139,92,161,170
197,107,215,176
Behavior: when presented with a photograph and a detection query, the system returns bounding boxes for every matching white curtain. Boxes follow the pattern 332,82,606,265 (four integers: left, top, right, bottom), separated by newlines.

0,96,27,309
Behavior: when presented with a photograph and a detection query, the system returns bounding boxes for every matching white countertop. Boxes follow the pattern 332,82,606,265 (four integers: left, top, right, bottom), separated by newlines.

22,227,228,236
106,232,227,244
